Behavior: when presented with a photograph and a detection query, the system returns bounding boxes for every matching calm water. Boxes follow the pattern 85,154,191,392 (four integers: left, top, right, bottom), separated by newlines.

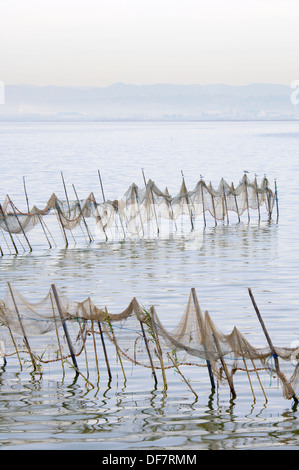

0,120,299,450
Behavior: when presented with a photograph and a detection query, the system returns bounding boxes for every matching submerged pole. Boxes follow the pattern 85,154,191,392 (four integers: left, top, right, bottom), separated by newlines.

140,319,158,386
98,320,112,381
51,284,79,373
248,288,298,404
191,288,216,390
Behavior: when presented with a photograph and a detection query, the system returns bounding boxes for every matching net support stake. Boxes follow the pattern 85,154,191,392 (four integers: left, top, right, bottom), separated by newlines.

90,192,108,242
254,177,261,221
191,288,216,391
7,282,36,370
209,184,217,226
231,183,240,223
55,201,69,247
142,169,160,236
133,184,145,237
98,321,112,381
200,180,206,227
140,320,158,386
274,179,279,219
61,171,71,217
222,183,229,224
51,284,79,374
181,171,194,231
23,176,30,213
0,203,18,254
244,175,250,222
248,288,298,404
212,331,236,399
7,195,32,252
72,185,93,243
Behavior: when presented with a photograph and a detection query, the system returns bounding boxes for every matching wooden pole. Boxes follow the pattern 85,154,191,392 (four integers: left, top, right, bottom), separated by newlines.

98,170,106,203
222,183,229,224
72,185,93,243
7,282,36,370
61,172,71,217
98,321,112,381
274,179,279,219
23,176,30,213
244,175,250,222
191,288,216,390
7,195,32,252
231,183,241,223
140,320,158,386
55,201,69,247
248,288,298,403
181,171,194,231
133,184,145,237
51,284,79,373
142,169,159,236
209,183,217,226
90,192,108,242
200,181,206,228
0,203,18,254
254,177,261,221
212,331,236,399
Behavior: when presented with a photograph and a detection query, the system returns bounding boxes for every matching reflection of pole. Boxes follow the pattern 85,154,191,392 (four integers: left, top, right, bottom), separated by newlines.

7,282,36,370
51,284,79,373
191,288,215,390
248,288,298,404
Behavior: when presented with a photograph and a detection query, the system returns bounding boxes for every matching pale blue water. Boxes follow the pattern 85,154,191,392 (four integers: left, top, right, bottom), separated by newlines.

0,120,299,450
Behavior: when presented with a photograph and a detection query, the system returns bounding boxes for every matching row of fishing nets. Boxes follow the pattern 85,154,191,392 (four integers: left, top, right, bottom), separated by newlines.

0,284,298,401
0,175,276,245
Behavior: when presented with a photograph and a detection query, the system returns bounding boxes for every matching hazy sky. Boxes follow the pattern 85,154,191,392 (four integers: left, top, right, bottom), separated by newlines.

1,0,298,87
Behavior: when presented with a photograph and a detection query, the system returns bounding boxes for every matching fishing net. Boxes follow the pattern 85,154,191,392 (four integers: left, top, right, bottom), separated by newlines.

0,284,298,401
0,175,276,250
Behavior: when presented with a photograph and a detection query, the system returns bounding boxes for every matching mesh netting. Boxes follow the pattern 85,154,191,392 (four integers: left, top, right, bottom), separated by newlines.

0,175,277,253
0,284,297,402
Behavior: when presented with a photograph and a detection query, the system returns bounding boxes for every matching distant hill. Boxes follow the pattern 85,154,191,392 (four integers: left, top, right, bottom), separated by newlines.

0,83,297,121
